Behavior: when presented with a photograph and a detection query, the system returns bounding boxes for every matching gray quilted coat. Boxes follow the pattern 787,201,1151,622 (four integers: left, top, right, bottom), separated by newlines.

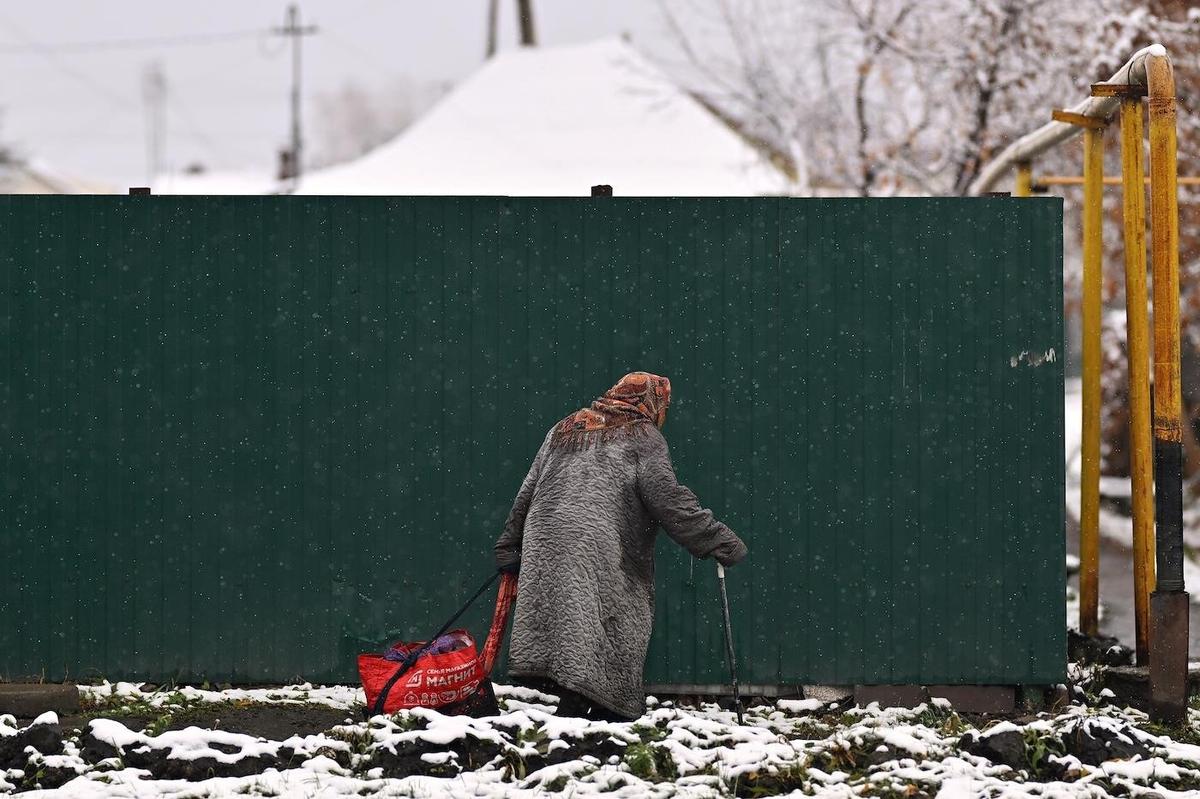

494,423,747,719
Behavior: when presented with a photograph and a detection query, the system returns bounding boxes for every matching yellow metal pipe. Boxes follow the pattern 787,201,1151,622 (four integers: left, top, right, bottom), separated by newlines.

1014,162,1033,197
1146,52,1189,723
1119,96,1155,666
1080,126,1103,637
1148,57,1182,456
1033,175,1200,187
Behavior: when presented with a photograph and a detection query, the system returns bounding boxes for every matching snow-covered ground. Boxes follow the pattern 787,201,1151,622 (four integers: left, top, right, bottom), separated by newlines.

4,681,1200,797
79,683,361,712
8,385,1200,798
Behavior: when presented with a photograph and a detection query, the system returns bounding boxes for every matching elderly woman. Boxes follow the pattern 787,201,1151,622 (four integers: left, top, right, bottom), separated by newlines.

494,372,747,720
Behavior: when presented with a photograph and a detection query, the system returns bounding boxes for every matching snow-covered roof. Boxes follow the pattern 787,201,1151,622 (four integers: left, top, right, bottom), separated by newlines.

151,168,280,195
296,38,796,197
0,158,115,194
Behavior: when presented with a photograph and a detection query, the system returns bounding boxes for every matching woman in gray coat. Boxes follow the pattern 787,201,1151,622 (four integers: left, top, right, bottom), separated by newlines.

494,372,747,720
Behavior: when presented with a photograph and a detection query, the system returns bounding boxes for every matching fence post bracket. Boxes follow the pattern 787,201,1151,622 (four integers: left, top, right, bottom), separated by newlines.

1051,110,1106,129
1091,83,1147,98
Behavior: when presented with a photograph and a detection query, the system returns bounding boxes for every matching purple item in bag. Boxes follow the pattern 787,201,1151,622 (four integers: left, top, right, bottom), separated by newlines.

383,630,472,662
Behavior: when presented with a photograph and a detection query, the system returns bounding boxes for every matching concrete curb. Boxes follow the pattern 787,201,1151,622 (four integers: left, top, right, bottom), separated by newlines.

854,684,1017,714
0,684,81,717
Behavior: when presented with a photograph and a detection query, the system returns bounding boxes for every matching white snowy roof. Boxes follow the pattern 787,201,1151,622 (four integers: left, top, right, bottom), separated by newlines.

0,158,115,194
296,38,795,197
151,169,280,196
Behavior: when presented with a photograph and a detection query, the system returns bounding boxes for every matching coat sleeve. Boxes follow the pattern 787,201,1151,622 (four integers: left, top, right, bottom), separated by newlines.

636,430,748,566
494,428,554,571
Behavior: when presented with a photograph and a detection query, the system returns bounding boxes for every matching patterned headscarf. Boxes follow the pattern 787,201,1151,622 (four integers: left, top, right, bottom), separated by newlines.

551,372,671,450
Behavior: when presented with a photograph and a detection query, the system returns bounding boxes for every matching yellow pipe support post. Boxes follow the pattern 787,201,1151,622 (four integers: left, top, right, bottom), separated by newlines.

1014,161,1033,197
1146,52,1189,723
1119,95,1155,667
1080,126,1103,638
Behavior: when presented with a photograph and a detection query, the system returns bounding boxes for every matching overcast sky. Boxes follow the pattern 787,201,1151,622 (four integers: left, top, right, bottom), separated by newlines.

0,1,668,187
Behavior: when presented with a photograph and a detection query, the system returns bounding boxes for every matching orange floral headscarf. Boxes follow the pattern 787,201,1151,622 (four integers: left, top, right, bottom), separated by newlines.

552,372,671,450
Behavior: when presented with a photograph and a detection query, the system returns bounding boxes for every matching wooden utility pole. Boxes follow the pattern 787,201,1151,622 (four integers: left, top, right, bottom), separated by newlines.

272,4,318,182
517,0,537,46
486,1,535,56
141,61,166,183
486,0,499,57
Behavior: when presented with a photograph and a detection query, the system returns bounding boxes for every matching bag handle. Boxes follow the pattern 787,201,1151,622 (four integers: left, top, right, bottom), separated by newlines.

371,571,500,717
479,572,518,676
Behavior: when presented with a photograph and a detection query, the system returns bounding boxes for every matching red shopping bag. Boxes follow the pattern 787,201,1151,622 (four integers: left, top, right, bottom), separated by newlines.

358,572,517,715
358,630,483,713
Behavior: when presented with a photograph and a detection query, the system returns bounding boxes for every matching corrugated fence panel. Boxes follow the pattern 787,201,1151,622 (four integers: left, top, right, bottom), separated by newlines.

0,196,1064,686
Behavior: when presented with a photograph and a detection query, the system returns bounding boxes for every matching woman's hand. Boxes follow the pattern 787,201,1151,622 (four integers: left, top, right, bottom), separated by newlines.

711,537,748,567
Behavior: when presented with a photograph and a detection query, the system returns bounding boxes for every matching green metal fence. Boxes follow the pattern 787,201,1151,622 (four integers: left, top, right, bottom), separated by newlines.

0,195,1064,687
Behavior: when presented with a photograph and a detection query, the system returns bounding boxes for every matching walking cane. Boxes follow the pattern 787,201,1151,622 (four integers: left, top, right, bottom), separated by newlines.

716,563,744,725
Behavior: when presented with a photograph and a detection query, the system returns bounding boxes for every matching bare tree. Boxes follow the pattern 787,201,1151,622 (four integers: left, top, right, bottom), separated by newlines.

660,0,815,189
1095,4,1200,482
661,0,1112,196
844,1,919,194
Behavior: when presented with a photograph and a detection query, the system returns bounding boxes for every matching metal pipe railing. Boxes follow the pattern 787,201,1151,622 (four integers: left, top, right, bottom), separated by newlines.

1032,175,1200,187
1118,92,1155,666
1146,52,1189,722
971,44,1188,721
967,44,1165,196
1148,55,1184,595
1078,125,1103,639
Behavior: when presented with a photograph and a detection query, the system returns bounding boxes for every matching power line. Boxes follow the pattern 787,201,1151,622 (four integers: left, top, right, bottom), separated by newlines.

0,10,271,172
0,12,137,109
168,34,286,90
321,28,403,79
168,93,259,163
0,29,264,54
